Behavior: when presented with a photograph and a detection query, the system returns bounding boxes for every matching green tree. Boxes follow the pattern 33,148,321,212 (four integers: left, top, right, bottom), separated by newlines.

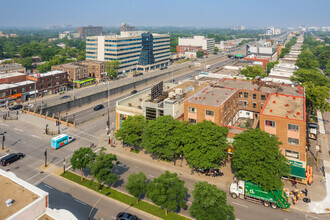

190,181,235,220
91,150,119,188
19,57,33,69
70,147,96,181
324,61,330,76
290,68,329,87
126,172,147,202
317,48,330,69
196,50,204,58
184,120,229,169
240,65,266,78
19,44,33,58
40,47,56,61
146,171,187,215
304,82,330,113
279,47,289,58
141,115,187,160
115,115,146,147
213,47,219,54
266,61,279,74
106,60,121,79
296,50,319,69
232,129,290,191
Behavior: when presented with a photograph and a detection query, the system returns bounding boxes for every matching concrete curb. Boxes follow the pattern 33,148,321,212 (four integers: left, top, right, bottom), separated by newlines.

55,171,191,220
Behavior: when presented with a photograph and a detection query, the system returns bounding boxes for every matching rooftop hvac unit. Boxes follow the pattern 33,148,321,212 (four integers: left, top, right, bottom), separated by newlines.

168,92,175,99
175,88,183,94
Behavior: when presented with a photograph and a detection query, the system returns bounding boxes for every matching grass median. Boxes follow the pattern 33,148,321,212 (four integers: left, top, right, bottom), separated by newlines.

61,171,190,220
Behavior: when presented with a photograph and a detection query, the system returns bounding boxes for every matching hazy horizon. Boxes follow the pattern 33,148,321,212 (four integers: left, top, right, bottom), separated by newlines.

0,0,329,28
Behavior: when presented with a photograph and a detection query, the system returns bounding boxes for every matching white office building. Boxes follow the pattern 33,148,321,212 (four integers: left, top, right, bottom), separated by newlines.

178,36,215,53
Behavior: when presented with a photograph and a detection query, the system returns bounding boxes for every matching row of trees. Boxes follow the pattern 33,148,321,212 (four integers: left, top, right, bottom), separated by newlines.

280,36,297,58
116,115,229,169
126,171,235,219
240,65,266,79
116,115,290,191
290,35,330,113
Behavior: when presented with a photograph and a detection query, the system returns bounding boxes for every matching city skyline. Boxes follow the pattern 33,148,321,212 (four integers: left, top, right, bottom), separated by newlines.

0,0,329,28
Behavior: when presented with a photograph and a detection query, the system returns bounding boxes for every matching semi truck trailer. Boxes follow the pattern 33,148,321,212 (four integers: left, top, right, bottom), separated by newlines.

230,180,290,209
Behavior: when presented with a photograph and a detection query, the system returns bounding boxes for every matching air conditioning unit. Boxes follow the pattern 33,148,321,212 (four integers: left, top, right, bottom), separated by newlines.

175,88,183,94
168,92,175,99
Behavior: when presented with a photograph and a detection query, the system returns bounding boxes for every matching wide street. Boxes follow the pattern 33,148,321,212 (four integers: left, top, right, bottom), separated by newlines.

0,108,329,220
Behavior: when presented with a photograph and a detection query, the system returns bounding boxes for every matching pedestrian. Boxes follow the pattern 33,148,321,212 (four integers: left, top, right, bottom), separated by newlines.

305,188,308,197
293,179,297,188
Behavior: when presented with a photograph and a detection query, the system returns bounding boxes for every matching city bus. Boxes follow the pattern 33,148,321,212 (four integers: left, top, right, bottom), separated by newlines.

51,134,75,149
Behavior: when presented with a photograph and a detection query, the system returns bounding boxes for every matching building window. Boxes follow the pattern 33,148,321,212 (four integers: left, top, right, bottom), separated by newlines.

239,101,242,106
205,110,214,116
288,137,299,145
261,95,266,101
285,150,299,159
253,94,256,99
239,92,242,98
188,107,196,113
120,114,126,120
244,92,248,98
48,78,52,81
265,120,276,127
146,107,157,120
244,101,248,107
288,124,299,131
48,84,51,87
56,82,59,85
261,103,264,109
188,118,197,124
22,88,25,92
253,103,256,108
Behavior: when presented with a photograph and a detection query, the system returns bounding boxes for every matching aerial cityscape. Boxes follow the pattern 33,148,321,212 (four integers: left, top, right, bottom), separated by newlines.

0,0,329,220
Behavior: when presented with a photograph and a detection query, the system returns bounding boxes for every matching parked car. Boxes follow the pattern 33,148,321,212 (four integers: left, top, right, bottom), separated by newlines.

309,123,318,140
25,103,34,109
60,95,70,99
93,104,104,111
1,153,25,166
116,212,141,220
9,104,23,111
130,90,137,95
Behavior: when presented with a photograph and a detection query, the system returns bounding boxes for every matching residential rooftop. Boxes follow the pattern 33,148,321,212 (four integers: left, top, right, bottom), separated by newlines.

30,70,66,78
0,72,26,79
261,94,305,121
0,80,35,90
185,86,237,107
0,63,24,71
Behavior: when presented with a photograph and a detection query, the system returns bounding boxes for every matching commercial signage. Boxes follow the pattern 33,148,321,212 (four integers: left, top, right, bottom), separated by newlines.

9,93,22,99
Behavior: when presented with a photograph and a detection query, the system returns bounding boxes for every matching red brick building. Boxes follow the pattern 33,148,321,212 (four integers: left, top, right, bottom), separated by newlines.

0,72,27,84
176,45,203,54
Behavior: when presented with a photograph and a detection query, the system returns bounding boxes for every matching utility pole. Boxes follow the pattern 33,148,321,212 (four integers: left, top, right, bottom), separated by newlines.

63,158,66,173
34,79,37,107
44,149,47,167
107,77,110,134
45,124,48,135
1,132,7,150
73,72,76,100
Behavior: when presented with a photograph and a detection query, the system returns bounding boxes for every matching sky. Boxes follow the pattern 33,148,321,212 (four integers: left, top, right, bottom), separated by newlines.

0,0,329,28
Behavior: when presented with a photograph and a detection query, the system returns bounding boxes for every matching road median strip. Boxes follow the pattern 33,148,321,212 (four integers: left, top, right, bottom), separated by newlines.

60,171,190,220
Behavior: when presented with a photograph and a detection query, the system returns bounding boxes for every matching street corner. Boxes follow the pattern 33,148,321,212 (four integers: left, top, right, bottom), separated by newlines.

41,163,53,171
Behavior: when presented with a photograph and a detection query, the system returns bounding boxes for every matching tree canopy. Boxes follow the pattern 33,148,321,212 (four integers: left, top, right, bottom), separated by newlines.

91,150,119,187
115,115,147,147
266,61,279,74
106,60,121,79
70,147,96,181
304,82,330,113
190,181,235,220
146,171,187,214
184,120,229,169
240,65,266,79
232,129,290,191
290,68,329,87
196,50,204,58
126,172,147,202
296,50,319,69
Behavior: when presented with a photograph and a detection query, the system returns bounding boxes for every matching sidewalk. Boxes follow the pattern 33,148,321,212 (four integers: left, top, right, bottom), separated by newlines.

308,110,330,214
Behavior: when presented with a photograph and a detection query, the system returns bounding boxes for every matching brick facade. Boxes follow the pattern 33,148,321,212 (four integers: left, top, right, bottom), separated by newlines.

176,45,203,54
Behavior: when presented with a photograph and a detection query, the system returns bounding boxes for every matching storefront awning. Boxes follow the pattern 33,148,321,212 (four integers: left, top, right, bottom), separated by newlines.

289,160,306,179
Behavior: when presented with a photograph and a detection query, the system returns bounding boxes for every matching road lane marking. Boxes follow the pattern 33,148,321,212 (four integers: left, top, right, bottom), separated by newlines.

148,174,155,178
14,128,23,132
111,217,116,219
232,201,248,208
26,172,43,182
74,198,87,205
44,184,54,189
31,135,42,139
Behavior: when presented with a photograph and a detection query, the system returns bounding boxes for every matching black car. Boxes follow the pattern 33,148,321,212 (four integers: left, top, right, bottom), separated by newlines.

116,212,141,220
93,104,104,111
131,90,137,95
1,153,25,166
60,95,70,99
9,104,23,111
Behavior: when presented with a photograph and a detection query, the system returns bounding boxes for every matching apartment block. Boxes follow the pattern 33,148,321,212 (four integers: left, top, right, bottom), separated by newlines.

27,71,68,97
77,25,102,39
0,63,25,74
176,45,203,54
178,36,215,53
86,31,170,73
260,93,306,178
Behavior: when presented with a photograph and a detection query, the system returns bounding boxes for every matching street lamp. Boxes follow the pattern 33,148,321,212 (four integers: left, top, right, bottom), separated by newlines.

107,77,111,135
0,132,7,150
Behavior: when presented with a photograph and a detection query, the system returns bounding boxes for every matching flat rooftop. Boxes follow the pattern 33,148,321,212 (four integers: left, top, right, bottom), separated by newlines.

186,86,237,107
261,94,305,121
0,64,24,71
53,62,87,69
0,175,39,220
215,78,304,97
0,72,26,79
30,70,65,77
